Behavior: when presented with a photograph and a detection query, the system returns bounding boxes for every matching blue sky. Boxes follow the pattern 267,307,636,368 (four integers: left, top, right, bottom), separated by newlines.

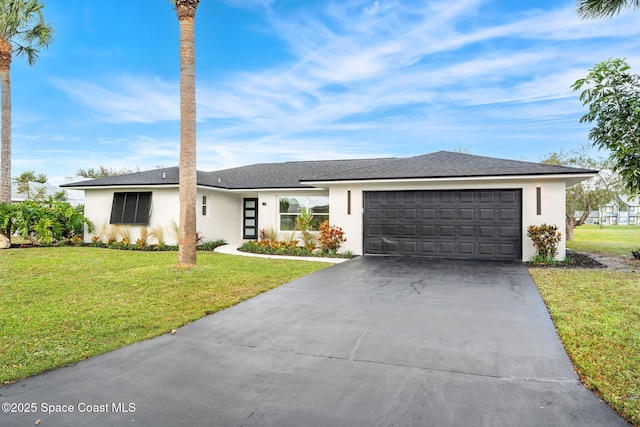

8,0,640,185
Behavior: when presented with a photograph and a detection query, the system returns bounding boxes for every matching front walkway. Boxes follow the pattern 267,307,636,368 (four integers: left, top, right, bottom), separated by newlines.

214,243,349,263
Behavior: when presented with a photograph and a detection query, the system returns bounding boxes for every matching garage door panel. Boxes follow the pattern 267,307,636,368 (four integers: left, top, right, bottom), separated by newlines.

440,225,455,237
480,192,495,203
460,226,474,237
479,209,495,220
422,209,436,219
422,225,436,236
364,190,522,260
403,225,418,236
500,226,516,237
500,208,517,220
479,243,496,255
459,242,474,254
440,209,455,220
460,208,474,220
440,242,455,254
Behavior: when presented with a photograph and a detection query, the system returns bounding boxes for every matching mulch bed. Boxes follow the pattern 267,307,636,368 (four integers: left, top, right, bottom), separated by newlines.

525,250,605,269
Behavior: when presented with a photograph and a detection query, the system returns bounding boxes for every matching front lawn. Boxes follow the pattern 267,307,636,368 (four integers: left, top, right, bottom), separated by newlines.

0,247,327,384
529,226,640,426
568,224,640,254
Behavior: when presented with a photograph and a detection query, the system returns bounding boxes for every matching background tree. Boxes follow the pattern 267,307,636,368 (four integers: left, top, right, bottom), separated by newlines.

13,170,46,200
577,0,640,18
543,147,623,240
0,0,54,203
572,59,640,196
76,166,140,179
171,0,199,267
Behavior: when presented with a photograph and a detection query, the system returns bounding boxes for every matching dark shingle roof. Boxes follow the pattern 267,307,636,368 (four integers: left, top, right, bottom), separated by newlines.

62,151,596,189
302,151,597,182
210,158,395,189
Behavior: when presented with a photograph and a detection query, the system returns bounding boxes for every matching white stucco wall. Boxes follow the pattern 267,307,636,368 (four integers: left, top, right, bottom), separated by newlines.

83,187,180,245
199,189,242,244
83,187,241,246
326,177,568,261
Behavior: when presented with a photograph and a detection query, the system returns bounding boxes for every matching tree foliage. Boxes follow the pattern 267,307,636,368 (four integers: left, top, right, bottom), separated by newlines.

76,166,139,178
13,170,46,199
577,0,640,19
572,58,640,195
0,0,54,203
0,200,93,246
543,147,622,240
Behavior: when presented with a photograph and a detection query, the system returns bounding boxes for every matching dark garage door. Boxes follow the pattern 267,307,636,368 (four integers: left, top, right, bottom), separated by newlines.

364,190,522,260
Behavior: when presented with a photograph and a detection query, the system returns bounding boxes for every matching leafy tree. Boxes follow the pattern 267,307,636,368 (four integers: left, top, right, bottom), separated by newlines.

171,0,199,267
572,58,640,195
76,166,139,178
577,0,640,18
13,170,46,200
543,147,622,240
0,0,54,203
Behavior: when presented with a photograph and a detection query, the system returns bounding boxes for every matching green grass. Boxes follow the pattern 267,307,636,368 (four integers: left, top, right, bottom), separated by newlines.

529,225,640,426
0,247,327,384
568,224,640,254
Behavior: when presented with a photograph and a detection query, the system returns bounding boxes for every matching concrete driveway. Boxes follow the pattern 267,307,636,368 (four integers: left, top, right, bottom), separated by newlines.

0,257,628,426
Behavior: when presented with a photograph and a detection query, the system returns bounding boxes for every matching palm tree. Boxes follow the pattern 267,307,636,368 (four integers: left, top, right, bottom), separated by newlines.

0,0,53,204
172,0,199,267
577,0,640,18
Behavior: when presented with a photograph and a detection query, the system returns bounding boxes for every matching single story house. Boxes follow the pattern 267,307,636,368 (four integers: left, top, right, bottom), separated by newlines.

62,151,597,261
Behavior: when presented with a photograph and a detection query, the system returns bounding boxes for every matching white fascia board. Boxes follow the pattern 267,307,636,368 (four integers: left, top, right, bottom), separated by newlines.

63,184,179,191
225,187,327,193
302,173,598,186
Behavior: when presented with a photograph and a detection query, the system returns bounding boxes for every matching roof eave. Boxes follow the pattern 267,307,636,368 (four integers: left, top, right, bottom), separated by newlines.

301,172,599,186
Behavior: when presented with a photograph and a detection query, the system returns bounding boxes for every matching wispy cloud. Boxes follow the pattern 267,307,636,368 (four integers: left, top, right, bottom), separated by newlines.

49,0,638,165
52,75,179,123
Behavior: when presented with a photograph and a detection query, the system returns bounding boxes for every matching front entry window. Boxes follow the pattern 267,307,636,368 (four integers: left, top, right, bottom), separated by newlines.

243,198,258,239
279,196,329,231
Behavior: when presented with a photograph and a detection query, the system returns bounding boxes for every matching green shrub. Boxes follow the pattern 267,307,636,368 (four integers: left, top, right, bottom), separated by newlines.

197,240,226,251
0,201,93,246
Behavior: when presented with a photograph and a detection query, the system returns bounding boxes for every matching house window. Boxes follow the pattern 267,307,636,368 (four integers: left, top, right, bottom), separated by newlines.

279,196,329,231
536,187,541,215
110,192,152,225
202,195,208,216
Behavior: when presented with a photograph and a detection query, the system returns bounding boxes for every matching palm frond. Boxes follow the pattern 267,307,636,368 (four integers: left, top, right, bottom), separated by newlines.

577,0,640,19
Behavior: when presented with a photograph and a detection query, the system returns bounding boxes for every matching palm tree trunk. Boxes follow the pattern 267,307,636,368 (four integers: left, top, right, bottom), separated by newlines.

176,0,199,267
0,40,12,204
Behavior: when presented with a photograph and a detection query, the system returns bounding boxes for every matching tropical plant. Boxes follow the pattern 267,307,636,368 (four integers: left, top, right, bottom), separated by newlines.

296,207,317,248
0,0,54,203
577,0,640,18
0,200,14,240
5,200,93,245
318,220,346,253
572,58,640,196
170,0,200,267
527,224,562,262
